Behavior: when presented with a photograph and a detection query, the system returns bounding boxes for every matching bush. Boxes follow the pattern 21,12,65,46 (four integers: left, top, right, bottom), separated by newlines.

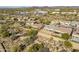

11,45,18,52
11,44,26,52
61,33,70,40
27,28,38,37
64,41,72,48
40,19,51,25
28,43,44,52
14,18,18,21
0,31,10,38
18,44,26,52
0,25,10,38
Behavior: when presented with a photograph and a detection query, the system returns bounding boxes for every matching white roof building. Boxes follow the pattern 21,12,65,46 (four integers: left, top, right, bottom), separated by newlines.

71,35,79,42
34,9,48,15
44,24,72,35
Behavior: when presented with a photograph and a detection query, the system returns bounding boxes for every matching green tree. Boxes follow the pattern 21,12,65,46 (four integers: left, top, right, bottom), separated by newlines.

64,41,72,48
40,19,51,25
0,25,10,38
61,33,70,40
27,28,38,37
28,43,44,52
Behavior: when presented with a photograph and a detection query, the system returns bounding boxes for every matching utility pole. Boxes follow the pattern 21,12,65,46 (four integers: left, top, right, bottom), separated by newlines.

0,41,7,52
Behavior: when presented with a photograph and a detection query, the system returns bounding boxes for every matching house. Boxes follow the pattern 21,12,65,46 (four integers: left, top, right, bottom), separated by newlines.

25,20,35,25
37,23,72,41
34,9,48,16
71,35,79,43
16,11,30,15
54,9,60,11
51,12,60,14
51,9,60,14
31,24,44,29
60,10,77,15
71,28,79,42
44,24,72,36
0,20,6,24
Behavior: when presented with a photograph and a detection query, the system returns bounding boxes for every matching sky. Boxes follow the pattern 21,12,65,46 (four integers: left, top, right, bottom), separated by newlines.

0,0,79,6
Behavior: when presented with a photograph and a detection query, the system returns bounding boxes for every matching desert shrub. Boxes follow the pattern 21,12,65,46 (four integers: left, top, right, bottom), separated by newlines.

61,33,70,40
28,43,44,52
64,41,72,48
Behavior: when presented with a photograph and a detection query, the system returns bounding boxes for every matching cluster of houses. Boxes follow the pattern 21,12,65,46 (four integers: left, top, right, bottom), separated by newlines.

51,9,78,15
20,8,79,15
0,8,79,51
1,8,79,16
34,9,48,16
37,21,79,43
